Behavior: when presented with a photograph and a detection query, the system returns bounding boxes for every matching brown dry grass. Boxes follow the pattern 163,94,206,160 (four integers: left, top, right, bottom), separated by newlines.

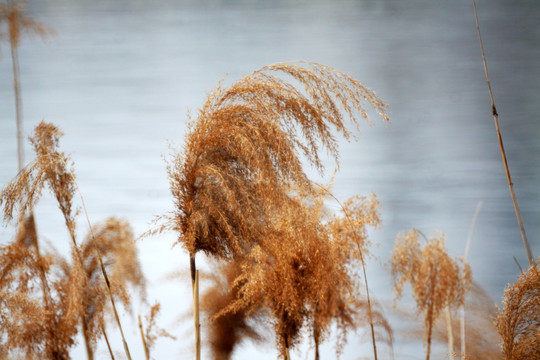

151,61,389,359
397,282,504,360
390,229,472,360
213,191,390,359
159,61,389,260
495,263,540,360
0,122,146,360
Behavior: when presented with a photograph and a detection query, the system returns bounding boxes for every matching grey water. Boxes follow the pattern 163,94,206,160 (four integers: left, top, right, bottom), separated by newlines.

1,0,539,359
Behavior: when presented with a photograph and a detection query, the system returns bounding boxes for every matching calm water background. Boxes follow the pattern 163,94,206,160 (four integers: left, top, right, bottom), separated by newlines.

1,0,539,359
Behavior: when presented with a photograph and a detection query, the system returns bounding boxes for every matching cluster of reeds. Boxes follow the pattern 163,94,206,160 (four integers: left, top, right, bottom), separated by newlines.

0,123,147,359
2,1,538,359
155,61,392,359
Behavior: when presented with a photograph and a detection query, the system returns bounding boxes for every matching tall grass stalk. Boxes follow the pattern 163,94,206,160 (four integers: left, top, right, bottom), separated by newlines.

138,315,150,360
102,325,116,360
445,306,453,360
1,0,50,171
6,0,24,172
315,184,379,360
471,0,535,266
193,270,201,360
460,200,483,358
10,24,23,171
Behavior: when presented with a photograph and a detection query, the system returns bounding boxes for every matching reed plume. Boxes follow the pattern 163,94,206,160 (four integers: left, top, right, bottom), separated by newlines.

390,229,472,360
316,193,392,359
156,61,389,359
219,194,332,358
495,263,540,360
0,122,83,359
56,217,146,360
0,122,78,242
215,191,389,359
163,61,389,260
0,224,83,358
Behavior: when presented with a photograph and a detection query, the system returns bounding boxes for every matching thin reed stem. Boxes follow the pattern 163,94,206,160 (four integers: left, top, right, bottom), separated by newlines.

6,0,24,173
138,315,150,360
445,305,454,360
192,268,201,360
82,314,94,360
460,200,482,357
425,273,435,360
314,326,320,360
10,34,24,172
471,0,535,267
101,325,115,360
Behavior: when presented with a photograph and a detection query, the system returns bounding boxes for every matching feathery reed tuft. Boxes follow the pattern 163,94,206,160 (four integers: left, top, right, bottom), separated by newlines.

390,229,472,360
495,263,540,360
0,122,78,242
162,61,389,261
71,217,146,359
154,61,389,359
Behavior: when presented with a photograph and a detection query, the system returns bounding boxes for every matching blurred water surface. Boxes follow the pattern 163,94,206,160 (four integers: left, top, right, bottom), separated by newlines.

1,0,539,359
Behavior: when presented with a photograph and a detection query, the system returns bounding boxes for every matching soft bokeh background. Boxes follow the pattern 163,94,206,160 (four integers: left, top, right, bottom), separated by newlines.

1,0,539,359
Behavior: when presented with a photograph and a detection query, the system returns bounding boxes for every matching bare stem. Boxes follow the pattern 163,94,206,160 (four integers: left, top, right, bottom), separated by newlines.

101,325,116,360
9,22,24,172
138,315,150,360
445,306,454,360
471,0,535,266
82,314,94,360
460,200,482,357
192,265,201,360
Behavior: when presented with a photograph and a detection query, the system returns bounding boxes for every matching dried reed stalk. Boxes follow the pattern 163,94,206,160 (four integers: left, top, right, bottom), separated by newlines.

460,200,483,358
445,306,454,360
101,325,116,360
193,270,201,360
138,315,150,360
1,0,50,171
1,8,53,355
471,0,535,266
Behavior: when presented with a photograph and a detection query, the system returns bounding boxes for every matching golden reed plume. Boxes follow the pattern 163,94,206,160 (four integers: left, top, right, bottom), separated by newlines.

390,229,472,360
496,263,540,360
152,61,389,359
